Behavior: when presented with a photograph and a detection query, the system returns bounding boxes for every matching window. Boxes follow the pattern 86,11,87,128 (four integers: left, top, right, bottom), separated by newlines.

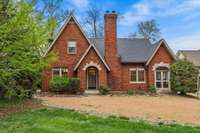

52,68,68,78
130,70,137,82
130,68,145,83
67,41,76,54
155,67,170,88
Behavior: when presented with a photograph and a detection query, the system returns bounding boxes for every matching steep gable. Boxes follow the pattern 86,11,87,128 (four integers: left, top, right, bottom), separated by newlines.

44,15,91,56
43,15,109,72
146,39,176,65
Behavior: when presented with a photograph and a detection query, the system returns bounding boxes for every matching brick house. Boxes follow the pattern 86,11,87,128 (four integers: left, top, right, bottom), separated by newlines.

42,11,176,93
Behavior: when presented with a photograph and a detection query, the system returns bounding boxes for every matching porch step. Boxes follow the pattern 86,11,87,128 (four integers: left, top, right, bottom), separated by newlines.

84,90,99,95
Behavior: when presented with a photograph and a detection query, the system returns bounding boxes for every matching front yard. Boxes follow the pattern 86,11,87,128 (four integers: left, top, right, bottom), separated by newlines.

0,95,200,133
39,95,200,125
1,107,200,133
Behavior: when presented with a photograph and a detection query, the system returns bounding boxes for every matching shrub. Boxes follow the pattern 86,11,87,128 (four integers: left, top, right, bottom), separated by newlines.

127,89,134,95
171,59,199,95
148,85,157,93
68,78,80,94
49,76,69,92
98,85,111,95
118,116,130,120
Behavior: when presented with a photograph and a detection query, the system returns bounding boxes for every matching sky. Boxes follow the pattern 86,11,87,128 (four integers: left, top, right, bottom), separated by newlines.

60,0,200,52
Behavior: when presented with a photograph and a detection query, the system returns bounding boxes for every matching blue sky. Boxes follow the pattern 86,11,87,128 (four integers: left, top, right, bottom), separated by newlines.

61,0,200,52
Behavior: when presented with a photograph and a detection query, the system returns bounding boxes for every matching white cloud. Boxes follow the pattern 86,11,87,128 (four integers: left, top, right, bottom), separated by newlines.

120,0,200,27
169,33,200,52
163,0,200,16
119,2,150,26
183,12,200,22
68,0,89,8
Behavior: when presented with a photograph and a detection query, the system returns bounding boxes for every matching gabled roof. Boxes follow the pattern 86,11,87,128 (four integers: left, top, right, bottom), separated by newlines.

74,45,110,71
44,14,175,67
43,15,110,71
145,39,176,65
177,50,200,67
44,15,92,56
90,38,175,64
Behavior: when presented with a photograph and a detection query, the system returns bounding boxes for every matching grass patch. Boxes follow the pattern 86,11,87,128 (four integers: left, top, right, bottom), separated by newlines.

0,108,199,133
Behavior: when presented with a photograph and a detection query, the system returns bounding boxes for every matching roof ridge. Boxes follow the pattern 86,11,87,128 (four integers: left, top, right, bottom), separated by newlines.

89,37,149,40
179,50,200,52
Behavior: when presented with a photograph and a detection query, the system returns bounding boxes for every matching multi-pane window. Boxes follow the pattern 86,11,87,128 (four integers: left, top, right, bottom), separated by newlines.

52,68,68,78
130,68,145,83
155,67,170,88
67,41,76,54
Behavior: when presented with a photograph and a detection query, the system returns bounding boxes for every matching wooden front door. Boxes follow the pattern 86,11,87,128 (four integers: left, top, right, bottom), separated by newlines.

87,67,98,89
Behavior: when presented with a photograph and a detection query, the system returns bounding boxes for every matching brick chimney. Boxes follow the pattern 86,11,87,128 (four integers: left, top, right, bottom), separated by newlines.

104,11,121,90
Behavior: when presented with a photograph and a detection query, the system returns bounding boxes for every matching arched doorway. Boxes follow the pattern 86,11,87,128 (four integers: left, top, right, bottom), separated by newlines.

155,67,170,89
86,67,98,89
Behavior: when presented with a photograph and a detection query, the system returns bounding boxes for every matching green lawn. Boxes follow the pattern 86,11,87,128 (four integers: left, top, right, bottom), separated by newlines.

0,108,200,133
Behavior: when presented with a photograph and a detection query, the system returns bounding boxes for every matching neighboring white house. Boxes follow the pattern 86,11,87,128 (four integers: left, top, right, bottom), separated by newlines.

176,50,200,88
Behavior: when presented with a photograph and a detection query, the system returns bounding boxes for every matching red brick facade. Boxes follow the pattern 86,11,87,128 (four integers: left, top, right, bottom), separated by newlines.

42,18,90,91
147,43,174,87
104,13,122,90
77,47,108,91
42,14,175,92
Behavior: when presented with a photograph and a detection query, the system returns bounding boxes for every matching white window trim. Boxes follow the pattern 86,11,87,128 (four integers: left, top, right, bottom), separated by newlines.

52,68,68,78
129,68,146,84
67,41,77,54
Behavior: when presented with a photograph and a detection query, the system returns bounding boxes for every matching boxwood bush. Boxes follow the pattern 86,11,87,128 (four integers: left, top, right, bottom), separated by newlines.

98,85,111,95
68,78,80,94
49,76,69,92
148,85,157,94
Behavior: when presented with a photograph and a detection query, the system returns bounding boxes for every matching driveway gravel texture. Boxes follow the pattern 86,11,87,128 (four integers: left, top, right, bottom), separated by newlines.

38,95,200,125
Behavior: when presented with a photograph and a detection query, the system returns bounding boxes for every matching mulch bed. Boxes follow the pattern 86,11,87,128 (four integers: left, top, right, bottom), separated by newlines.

0,99,44,117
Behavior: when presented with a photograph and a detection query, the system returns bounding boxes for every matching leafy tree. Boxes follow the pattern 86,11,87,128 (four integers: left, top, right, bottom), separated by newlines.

131,19,161,42
0,0,16,25
0,1,55,99
85,6,103,38
27,0,74,39
170,59,199,95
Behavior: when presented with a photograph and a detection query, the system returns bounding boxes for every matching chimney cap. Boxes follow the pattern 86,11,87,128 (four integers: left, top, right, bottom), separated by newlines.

112,10,116,13
105,10,109,13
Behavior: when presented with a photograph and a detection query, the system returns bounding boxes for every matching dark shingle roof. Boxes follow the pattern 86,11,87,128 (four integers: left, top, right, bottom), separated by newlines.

89,38,159,63
178,50,200,67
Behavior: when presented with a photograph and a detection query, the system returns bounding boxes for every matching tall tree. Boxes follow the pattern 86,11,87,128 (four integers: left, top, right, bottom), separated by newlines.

131,19,161,42
0,1,55,98
0,0,15,25
27,0,74,39
85,6,103,38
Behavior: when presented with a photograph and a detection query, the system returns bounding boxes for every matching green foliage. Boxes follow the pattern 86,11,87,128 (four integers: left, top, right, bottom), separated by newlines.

68,78,80,94
98,85,111,95
1,108,200,132
49,77,80,94
148,85,157,93
0,2,54,99
118,116,130,120
127,89,134,95
49,76,69,92
171,59,199,95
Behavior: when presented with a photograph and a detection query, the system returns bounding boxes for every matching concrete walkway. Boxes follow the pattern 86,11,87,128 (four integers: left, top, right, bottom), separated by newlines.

38,95,200,125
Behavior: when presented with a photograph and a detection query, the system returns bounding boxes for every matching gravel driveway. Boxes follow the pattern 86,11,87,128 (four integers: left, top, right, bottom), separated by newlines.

38,95,200,125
